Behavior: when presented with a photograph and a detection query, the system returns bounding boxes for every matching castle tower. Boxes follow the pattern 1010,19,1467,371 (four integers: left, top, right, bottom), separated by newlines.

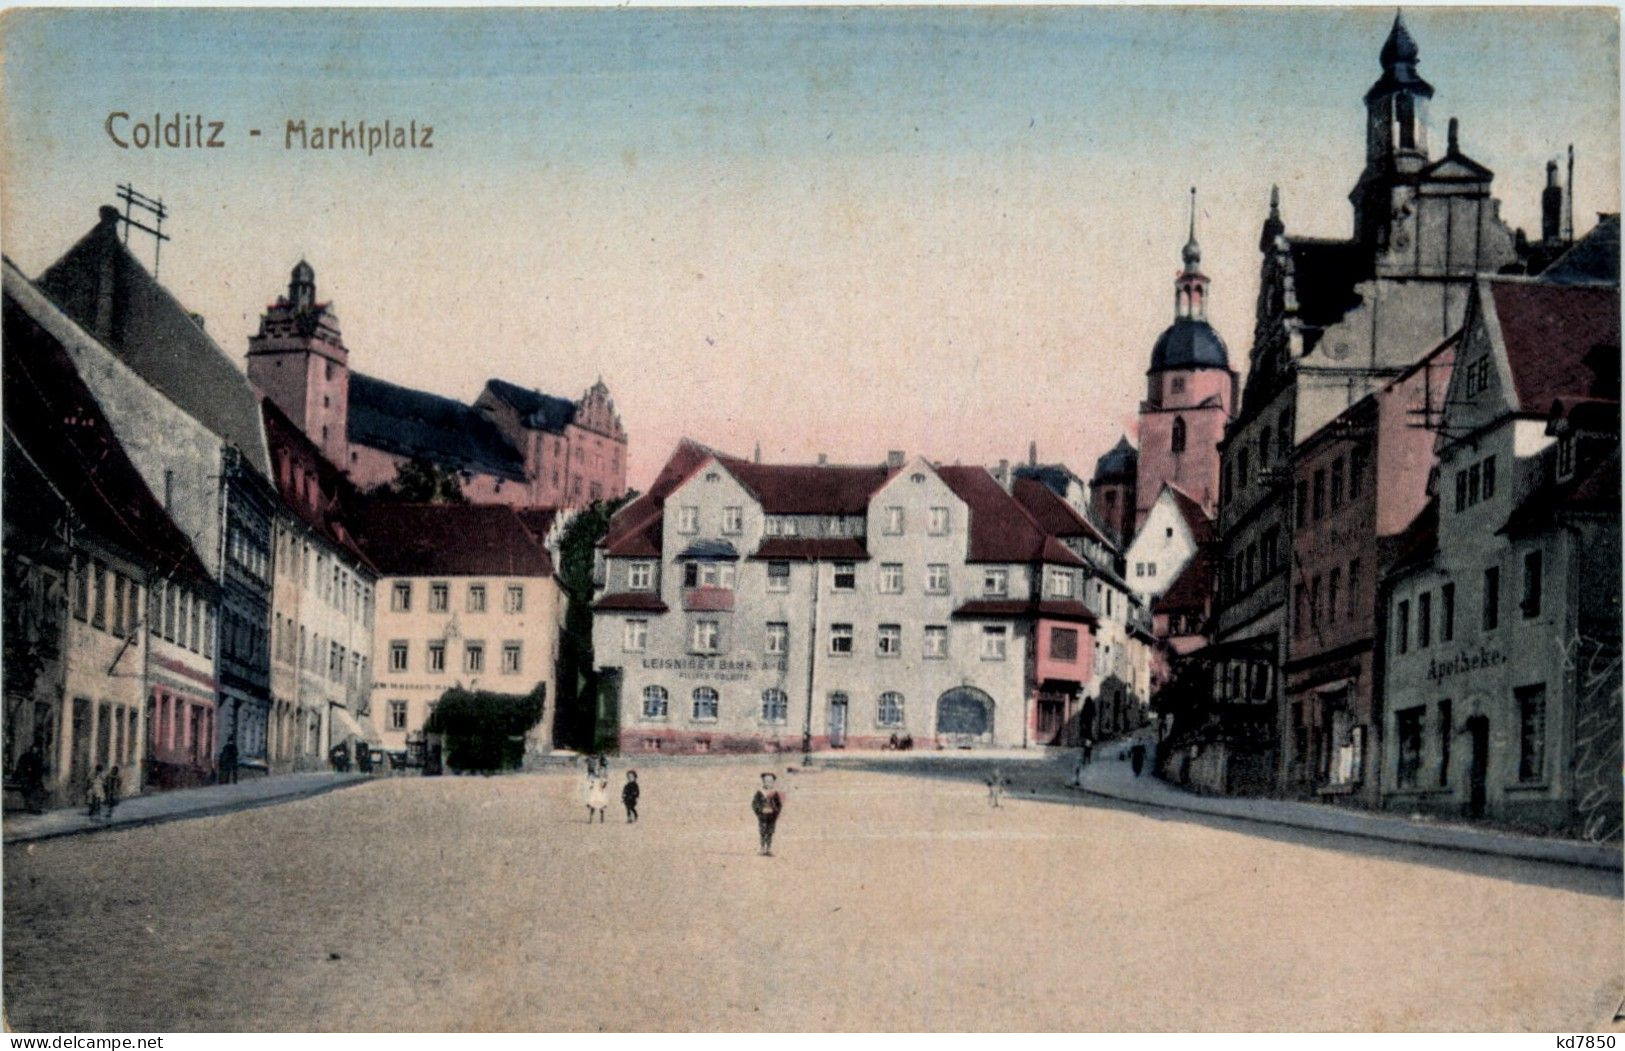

246,261,350,469
1133,189,1235,535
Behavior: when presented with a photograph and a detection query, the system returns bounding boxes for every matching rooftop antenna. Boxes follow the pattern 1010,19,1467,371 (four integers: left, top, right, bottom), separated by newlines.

115,183,170,278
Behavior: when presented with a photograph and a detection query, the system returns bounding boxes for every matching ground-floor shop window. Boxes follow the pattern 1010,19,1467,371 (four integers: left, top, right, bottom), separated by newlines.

1395,706,1424,788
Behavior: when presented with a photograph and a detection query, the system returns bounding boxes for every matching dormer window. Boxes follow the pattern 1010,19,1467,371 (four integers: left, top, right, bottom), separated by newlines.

628,562,654,591
1557,434,1577,481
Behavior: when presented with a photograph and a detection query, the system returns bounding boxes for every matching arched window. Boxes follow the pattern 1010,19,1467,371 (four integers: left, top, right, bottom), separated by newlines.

1171,417,1187,453
761,688,788,723
642,685,668,719
692,687,719,721
878,691,905,727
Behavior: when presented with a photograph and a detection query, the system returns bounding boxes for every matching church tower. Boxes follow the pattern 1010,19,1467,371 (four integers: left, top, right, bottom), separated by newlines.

246,261,350,468
1133,189,1235,535
1350,12,1435,248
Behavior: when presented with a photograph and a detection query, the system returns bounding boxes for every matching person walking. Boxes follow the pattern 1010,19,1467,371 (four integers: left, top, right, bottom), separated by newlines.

622,770,640,823
1130,741,1147,777
986,766,1008,808
586,775,609,823
751,772,784,856
102,765,122,822
220,737,239,785
85,763,104,821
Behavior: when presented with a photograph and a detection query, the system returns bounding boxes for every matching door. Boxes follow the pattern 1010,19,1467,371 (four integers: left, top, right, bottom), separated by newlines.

1467,716,1490,819
828,693,848,749
70,698,91,790
1037,698,1065,745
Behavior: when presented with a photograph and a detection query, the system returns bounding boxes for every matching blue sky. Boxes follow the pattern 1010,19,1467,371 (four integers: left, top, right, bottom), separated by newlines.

2,7,1617,487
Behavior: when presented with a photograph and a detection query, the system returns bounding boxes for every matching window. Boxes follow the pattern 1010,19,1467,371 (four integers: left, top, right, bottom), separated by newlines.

1171,376,1186,394
642,685,669,719
1521,551,1542,618
1467,462,1480,506
428,641,446,673
1050,626,1078,661
629,562,654,591
983,568,1008,597
391,582,411,612
203,607,213,658
1455,470,1468,512
761,688,788,723
1418,591,1431,648
722,506,743,535
505,585,524,613
877,624,901,657
465,642,485,673
883,506,904,535
1309,576,1321,630
764,516,783,537
73,555,89,621
1557,435,1576,480
1171,417,1187,453
832,563,856,591
388,700,408,732
624,619,648,652
924,625,948,658
1437,699,1453,787
429,582,449,612
1330,458,1344,511
1482,566,1500,630
92,561,107,629
1258,427,1272,468
692,687,719,721
678,506,698,534
691,620,720,654
1327,569,1341,626
1517,685,1547,782
981,625,1008,661
467,584,487,613
1348,447,1366,499
878,692,904,728
1312,469,1325,520
879,563,903,594
929,507,950,535
685,562,735,589
1395,600,1409,654
1396,707,1424,788
1238,448,1249,488
1464,356,1492,396
1048,570,1074,598
829,624,854,655
1294,583,1307,637
502,642,522,674
110,574,126,638
765,622,788,654
1482,457,1497,498
389,641,408,672
766,561,790,592
1295,481,1308,528
926,564,949,594
1441,582,1455,642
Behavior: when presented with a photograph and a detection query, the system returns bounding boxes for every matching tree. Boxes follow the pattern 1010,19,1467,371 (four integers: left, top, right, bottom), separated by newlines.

424,683,548,773
367,457,467,504
553,493,633,752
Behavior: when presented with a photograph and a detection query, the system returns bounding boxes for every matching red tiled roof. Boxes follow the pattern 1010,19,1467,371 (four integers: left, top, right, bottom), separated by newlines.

262,400,376,571
749,537,871,561
1501,446,1621,535
1490,281,1620,412
603,439,723,557
937,465,1087,567
723,461,894,514
349,503,554,577
3,296,213,587
593,592,670,613
952,599,1099,625
516,508,561,542
1011,477,1110,546
1152,547,1214,614
1163,484,1217,545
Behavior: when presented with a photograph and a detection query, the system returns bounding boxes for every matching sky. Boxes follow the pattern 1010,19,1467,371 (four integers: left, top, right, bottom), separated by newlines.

1,6,1617,492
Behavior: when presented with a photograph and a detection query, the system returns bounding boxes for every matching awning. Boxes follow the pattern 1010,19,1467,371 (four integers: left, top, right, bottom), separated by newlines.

330,704,381,746
679,538,739,562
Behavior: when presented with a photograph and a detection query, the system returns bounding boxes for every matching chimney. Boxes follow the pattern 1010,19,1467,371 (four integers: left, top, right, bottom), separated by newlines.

1542,159,1563,244
1028,440,1038,467
886,450,905,470
754,441,762,464
995,458,1009,488
817,453,828,466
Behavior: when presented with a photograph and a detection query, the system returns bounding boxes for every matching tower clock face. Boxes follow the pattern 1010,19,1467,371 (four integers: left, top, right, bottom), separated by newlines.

1329,341,1351,361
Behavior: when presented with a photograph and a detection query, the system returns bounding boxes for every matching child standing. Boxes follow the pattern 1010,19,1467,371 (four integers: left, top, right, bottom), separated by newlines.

586,776,609,823
622,771,640,823
85,764,104,821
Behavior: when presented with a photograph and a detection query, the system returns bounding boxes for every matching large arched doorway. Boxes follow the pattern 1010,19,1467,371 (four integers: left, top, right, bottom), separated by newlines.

936,686,995,745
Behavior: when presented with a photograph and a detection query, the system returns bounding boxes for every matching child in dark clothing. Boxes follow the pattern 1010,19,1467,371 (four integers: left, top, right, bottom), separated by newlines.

622,771,640,823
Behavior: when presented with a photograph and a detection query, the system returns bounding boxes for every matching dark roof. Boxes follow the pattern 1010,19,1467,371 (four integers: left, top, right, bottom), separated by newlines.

1501,445,1621,535
749,537,871,562
1387,499,1439,577
679,538,740,562
1488,281,1620,412
1092,436,1138,482
348,372,526,482
3,293,212,587
1540,214,1621,286
484,378,577,433
34,207,271,476
603,438,721,557
936,465,1086,567
1011,463,1076,496
1546,397,1620,436
262,400,375,571
349,503,554,577
1149,317,1231,373
516,508,560,541
593,592,669,613
724,461,894,515
952,599,1098,626
1152,547,1214,615
1367,12,1434,102
1011,477,1109,546
1164,484,1217,544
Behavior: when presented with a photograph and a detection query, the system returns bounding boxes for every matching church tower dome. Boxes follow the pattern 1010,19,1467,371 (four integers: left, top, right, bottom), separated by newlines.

1150,188,1232,375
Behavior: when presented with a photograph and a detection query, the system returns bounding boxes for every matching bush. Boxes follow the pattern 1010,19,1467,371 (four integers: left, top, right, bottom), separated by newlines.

424,684,546,773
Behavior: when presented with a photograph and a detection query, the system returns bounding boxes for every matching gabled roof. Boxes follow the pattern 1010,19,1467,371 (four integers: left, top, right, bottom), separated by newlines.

603,438,722,558
349,503,553,577
3,294,213,588
1541,214,1621,286
1486,280,1620,413
262,400,375,571
515,508,561,542
1011,477,1109,547
34,207,271,476
1163,483,1217,545
1152,547,1214,616
348,372,527,482
1501,445,1621,536
723,461,894,515
483,378,577,434
936,465,1086,567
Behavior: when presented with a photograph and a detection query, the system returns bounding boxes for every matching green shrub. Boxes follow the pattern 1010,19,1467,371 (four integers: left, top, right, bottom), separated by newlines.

424,684,546,772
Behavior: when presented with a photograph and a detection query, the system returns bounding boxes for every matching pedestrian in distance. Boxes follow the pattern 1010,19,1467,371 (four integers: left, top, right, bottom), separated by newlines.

1081,736,1094,766
586,775,609,823
220,737,239,785
85,763,104,820
1130,741,1147,777
16,745,46,813
103,765,122,822
751,772,784,856
986,766,1008,808
622,770,640,823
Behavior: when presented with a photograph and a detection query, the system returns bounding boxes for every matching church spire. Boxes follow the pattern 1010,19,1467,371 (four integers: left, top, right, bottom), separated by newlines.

1175,187,1209,321
1182,186,1201,270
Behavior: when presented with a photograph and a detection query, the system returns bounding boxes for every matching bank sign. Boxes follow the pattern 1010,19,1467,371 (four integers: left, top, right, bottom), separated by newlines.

1425,645,1507,684
641,656,787,682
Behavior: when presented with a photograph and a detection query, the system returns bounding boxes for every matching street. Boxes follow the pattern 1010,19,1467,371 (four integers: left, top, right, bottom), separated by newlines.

4,758,1619,1032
